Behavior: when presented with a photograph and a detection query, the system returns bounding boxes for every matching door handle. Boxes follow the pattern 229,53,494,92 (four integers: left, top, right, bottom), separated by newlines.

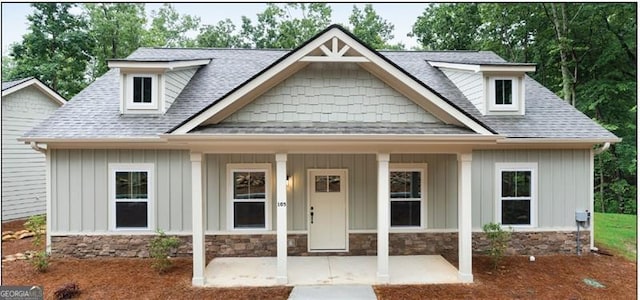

310,212,314,224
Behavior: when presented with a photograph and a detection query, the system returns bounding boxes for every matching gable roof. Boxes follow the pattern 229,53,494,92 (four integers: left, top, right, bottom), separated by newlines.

21,25,618,143
2,77,66,106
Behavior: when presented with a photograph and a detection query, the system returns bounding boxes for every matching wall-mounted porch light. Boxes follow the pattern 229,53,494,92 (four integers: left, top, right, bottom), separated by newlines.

286,175,292,187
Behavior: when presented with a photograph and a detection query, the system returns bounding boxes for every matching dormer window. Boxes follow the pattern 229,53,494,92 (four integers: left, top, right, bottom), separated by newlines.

127,74,158,110
488,77,519,112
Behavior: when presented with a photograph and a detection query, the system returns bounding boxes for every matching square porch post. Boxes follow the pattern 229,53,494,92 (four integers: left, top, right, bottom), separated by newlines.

275,153,288,284
190,152,206,286
376,153,390,283
457,152,473,283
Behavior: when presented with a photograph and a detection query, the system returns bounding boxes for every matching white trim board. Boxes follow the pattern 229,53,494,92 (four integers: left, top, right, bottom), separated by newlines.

2,78,66,105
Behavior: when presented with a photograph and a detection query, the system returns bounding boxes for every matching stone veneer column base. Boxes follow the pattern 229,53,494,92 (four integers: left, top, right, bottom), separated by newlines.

50,231,591,259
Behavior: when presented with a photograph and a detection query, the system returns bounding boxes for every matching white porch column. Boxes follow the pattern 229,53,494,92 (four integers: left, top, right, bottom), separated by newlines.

376,153,390,283
275,153,288,284
457,152,473,283
191,152,206,286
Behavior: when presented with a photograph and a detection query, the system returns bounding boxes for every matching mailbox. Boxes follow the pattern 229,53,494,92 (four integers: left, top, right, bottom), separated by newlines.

575,210,590,222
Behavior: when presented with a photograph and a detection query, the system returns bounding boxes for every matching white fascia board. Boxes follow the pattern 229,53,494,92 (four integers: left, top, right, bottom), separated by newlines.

1,79,67,105
428,61,536,73
172,28,494,136
497,137,622,144
107,59,211,70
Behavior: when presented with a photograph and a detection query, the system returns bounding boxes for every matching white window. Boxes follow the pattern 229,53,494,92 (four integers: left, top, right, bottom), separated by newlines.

126,74,158,109
227,164,271,230
489,77,519,111
495,163,537,227
109,163,154,230
389,164,427,228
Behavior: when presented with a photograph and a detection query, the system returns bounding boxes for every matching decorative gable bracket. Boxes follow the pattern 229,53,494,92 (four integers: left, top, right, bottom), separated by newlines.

300,37,369,63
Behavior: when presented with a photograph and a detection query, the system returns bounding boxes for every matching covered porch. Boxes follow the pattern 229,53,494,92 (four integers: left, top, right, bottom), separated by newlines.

186,147,476,286
203,255,461,287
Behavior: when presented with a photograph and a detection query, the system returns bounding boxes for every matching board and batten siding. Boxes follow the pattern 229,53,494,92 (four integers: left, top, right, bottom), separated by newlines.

2,86,61,220
441,69,484,114
164,67,198,111
50,149,192,233
472,149,591,228
223,63,441,123
205,153,458,232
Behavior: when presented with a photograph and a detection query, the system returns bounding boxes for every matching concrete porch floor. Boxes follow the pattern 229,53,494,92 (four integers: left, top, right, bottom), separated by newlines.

204,255,462,287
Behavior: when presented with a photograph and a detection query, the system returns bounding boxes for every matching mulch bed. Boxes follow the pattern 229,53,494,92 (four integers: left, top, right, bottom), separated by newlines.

2,219,636,299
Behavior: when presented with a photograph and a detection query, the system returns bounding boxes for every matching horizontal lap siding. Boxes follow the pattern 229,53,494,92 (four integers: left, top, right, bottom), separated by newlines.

441,69,484,113
472,149,591,228
50,149,191,233
164,67,198,110
2,86,60,220
205,153,458,232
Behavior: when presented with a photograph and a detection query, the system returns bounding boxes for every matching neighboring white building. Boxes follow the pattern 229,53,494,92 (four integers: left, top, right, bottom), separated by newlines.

2,77,66,220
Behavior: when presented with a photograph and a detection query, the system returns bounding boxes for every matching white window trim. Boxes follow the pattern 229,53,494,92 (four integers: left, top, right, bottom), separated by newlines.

389,163,428,230
108,163,155,231
495,162,538,228
226,163,272,231
126,73,159,110
488,76,519,112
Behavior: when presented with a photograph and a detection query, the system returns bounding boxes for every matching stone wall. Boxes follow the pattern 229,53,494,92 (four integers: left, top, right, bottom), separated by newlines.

51,231,590,259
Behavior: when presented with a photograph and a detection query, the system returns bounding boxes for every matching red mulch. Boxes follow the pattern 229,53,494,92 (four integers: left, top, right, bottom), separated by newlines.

2,218,636,299
375,254,637,299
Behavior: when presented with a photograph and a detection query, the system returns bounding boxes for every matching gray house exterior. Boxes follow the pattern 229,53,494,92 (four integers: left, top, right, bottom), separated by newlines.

21,25,618,286
2,77,65,220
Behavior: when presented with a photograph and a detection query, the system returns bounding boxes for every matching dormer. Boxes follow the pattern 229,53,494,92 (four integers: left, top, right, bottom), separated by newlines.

107,59,210,114
428,61,536,115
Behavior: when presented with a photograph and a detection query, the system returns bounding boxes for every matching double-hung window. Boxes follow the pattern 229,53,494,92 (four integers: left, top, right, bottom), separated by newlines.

496,163,537,227
109,163,154,230
228,164,270,230
389,164,426,228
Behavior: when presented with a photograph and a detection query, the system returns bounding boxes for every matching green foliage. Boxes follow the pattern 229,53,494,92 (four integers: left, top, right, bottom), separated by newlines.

594,213,637,261
8,3,92,99
31,250,49,273
143,4,200,48
411,3,637,215
85,3,147,79
196,19,246,48
348,4,402,50
25,214,46,248
482,222,512,270
240,3,332,49
149,230,181,274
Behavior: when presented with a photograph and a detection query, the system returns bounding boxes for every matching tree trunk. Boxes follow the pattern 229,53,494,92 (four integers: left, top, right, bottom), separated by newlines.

546,3,574,105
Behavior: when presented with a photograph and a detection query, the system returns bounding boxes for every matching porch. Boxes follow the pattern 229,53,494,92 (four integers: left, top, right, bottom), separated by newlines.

204,255,461,287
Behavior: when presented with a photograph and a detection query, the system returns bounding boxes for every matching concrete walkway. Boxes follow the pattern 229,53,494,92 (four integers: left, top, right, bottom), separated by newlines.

204,255,460,287
288,285,376,300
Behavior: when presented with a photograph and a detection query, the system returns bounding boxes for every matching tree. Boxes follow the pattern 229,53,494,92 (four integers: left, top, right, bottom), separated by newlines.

2,54,16,81
240,3,332,49
143,4,200,47
196,19,246,48
410,3,482,50
9,3,92,99
348,4,403,50
85,3,146,79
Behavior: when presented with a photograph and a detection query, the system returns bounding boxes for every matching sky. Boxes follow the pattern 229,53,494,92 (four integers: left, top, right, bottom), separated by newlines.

0,2,429,55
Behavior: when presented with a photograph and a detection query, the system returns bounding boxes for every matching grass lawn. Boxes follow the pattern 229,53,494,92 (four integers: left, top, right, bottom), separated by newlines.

595,212,637,261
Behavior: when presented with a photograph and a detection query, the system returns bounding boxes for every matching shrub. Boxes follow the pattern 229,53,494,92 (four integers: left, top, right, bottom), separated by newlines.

30,250,49,273
482,222,512,270
149,230,181,273
25,214,46,248
53,282,80,300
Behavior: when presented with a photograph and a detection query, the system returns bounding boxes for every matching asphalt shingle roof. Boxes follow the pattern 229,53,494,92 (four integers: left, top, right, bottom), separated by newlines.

23,45,617,141
2,77,32,91
192,122,475,135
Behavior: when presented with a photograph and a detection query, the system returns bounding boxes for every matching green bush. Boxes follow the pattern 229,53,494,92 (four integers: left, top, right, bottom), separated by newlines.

31,250,49,273
149,230,181,273
25,214,46,248
482,222,512,270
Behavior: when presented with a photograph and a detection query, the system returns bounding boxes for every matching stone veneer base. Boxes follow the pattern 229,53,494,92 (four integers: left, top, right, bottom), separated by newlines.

51,231,590,260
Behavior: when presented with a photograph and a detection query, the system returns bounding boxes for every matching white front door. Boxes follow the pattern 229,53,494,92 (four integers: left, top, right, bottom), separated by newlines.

308,169,348,251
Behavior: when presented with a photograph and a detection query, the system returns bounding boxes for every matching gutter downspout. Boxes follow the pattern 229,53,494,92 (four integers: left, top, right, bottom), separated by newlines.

29,142,51,254
30,141,46,153
590,142,611,251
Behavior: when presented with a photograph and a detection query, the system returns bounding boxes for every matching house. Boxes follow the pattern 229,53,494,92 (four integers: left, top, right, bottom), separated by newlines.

21,25,618,286
2,77,66,220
